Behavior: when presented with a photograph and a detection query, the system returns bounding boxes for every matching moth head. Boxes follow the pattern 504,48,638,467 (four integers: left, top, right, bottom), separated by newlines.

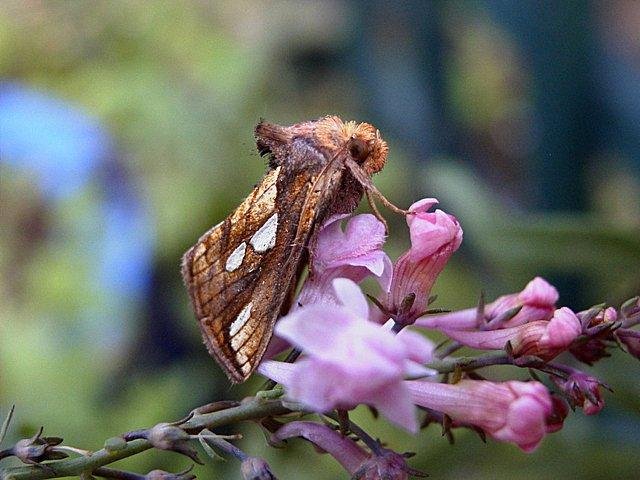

315,116,389,176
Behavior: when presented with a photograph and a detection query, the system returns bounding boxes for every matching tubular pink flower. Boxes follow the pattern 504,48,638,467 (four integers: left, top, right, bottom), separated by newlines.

551,370,605,415
297,214,392,307
259,278,434,433
272,422,423,479
416,277,558,330
379,198,462,326
442,307,581,361
271,421,368,474
405,379,555,452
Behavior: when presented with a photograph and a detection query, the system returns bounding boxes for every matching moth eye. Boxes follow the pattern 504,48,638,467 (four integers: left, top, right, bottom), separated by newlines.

349,138,369,164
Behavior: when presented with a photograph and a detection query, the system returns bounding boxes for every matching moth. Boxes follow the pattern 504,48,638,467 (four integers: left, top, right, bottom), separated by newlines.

182,115,398,383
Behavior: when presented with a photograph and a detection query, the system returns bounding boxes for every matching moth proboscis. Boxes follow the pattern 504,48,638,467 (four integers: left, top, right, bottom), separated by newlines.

181,115,395,383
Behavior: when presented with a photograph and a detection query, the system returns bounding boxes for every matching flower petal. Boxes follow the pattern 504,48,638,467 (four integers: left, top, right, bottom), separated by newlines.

333,278,369,320
371,382,418,433
258,360,296,385
275,304,352,357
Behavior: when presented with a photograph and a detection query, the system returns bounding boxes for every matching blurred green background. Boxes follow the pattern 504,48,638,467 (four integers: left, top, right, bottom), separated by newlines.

1,1,639,478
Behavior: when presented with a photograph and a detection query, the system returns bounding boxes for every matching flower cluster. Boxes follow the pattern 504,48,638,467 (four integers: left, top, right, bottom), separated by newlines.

257,197,640,476
3,199,638,480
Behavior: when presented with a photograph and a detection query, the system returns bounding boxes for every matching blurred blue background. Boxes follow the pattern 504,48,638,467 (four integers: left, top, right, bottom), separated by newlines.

1,1,639,478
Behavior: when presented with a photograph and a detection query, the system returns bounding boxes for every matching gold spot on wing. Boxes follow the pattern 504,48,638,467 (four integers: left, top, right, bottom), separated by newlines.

231,327,251,351
235,351,249,365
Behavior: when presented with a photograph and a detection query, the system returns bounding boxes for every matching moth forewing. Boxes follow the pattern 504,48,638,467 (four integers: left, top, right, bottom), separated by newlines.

182,116,388,383
182,142,326,383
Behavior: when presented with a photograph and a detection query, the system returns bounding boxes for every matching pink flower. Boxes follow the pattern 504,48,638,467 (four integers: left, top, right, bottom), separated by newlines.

259,278,434,433
551,370,605,415
442,307,581,361
377,199,462,326
405,380,556,452
297,214,392,307
416,277,558,330
266,214,392,359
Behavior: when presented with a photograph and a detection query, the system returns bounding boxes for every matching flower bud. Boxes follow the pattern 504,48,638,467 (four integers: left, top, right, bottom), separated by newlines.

615,328,640,360
570,307,619,365
552,371,605,415
352,449,426,480
125,423,202,464
9,428,66,464
145,467,196,480
240,456,278,480
620,296,640,327
578,306,618,334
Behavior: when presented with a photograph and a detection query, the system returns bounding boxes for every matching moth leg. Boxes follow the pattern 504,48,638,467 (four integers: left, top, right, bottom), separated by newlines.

346,157,410,216
366,189,389,234
367,182,410,216
301,226,321,279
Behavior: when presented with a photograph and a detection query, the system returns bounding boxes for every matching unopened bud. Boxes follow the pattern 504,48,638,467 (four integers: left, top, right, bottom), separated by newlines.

240,456,277,480
616,328,640,360
145,466,196,480
552,371,605,415
620,296,640,326
10,427,66,464
147,423,190,450
125,423,202,465
352,448,426,479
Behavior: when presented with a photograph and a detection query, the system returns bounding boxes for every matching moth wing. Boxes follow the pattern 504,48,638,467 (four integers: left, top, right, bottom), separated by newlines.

182,156,326,383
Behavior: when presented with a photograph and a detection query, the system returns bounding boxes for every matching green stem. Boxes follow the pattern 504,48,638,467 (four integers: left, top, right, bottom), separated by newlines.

0,399,291,480
425,351,511,374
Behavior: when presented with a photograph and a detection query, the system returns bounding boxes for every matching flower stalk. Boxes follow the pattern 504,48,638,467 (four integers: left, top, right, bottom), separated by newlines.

3,197,638,479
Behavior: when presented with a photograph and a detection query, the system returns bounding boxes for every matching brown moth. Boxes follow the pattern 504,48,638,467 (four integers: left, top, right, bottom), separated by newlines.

181,116,392,383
